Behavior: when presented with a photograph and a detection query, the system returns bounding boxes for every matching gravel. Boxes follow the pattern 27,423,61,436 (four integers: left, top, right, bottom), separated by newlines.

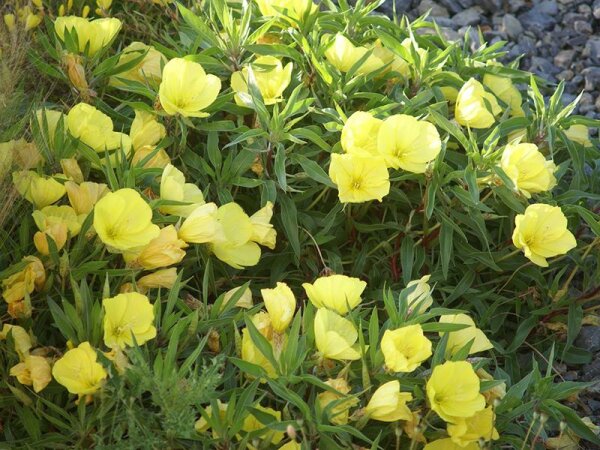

377,0,600,121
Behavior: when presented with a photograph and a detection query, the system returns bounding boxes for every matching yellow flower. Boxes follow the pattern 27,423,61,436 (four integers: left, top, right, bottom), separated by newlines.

195,400,228,435
423,438,479,450
314,308,361,361
365,380,413,422
6,138,43,170
159,58,221,117
126,225,188,270
278,442,301,450
483,73,524,116
10,355,52,393
4,14,16,32
477,368,506,403
500,143,556,198
54,16,121,56
381,324,432,372
426,360,486,422
65,181,110,215
455,78,501,128
67,103,132,156
231,56,293,106
97,0,113,10
32,205,82,255
250,202,277,250
262,282,296,333
131,146,171,169
130,110,166,151
241,315,277,377
406,275,433,314
110,42,166,86
35,109,67,150
178,203,219,244
447,405,499,446
439,314,493,357
1,256,45,311
329,153,390,203
223,286,253,310
103,292,156,349
159,164,205,217
341,111,383,158
317,378,357,425
137,268,178,292
377,114,442,172
13,171,66,208
93,188,160,252
255,0,316,20
302,274,366,315
435,71,463,104
512,203,577,267
211,203,262,269
325,34,385,75
52,342,108,395
0,324,33,359
60,158,84,183
242,405,284,445
564,124,592,147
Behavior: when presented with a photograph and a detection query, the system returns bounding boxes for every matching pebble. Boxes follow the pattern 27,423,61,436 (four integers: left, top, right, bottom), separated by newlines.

502,14,523,40
418,0,450,17
594,0,600,18
452,6,483,27
585,38,600,64
554,49,576,68
573,20,593,35
583,67,600,91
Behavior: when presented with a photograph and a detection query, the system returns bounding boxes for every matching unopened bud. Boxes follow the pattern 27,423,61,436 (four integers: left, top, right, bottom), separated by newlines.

286,424,297,440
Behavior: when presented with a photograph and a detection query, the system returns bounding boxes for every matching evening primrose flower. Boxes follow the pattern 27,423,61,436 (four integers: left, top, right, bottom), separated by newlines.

255,0,316,20
67,103,132,156
131,146,171,169
241,314,277,377
1,256,45,312
137,268,178,292
341,111,383,158
52,342,108,395
483,72,524,116
325,34,384,75
250,202,277,250
195,400,228,435
54,16,121,56
13,171,66,208
110,42,166,86
377,114,442,173
500,143,556,198
242,405,284,445
329,153,390,203
65,181,109,215
223,286,253,310
32,205,83,255
130,110,166,151
10,355,52,393
564,124,593,147
512,204,577,267
424,439,479,450
381,324,432,372
447,406,499,447
159,58,221,117
0,324,33,359
426,360,486,422
302,274,366,315
439,314,493,357
126,225,188,270
211,203,261,269
455,78,501,128
93,188,160,252
103,292,157,349
314,308,361,361
178,203,219,244
317,378,356,425
159,164,205,217
262,282,296,333
406,275,433,314
365,381,412,422
231,56,293,106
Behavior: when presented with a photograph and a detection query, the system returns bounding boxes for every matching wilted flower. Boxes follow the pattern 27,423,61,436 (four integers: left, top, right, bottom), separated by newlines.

365,380,413,422
103,292,156,349
329,153,390,203
1,256,45,318
159,58,221,117
110,42,166,86
564,124,592,147
52,342,108,395
447,405,499,446
381,324,432,372
159,164,205,217
477,368,506,403
455,78,501,129
317,378,356,425
302,274,366,315
10,355,52,393
231,56,293,106
439,313,493,357
126,225,188,270
426,360,485,422
377,114,442,172
406,275,433,314
222,286,253,310
512,203,577,267
54,16,121,56
32,205,83,255
314,308,361,361
341,111,383,158
137,268,178,292
13,171,66,209
0,324,33,359
262,282,296,333
483,72,524,117
65,181,109,215
93,188,160,252
500,143,556,198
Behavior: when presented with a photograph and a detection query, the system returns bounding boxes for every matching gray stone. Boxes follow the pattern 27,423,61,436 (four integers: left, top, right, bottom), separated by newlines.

536,0,559,15
440,27,461,42
582,67,600,91
594,0,600,19
557,70,574,81
584,38,600,64
418,0,450,17
427,16,456,28
439,0,464,14
452,6,483,27
573,20,593,35
578,3,592,15
554,49,576,68
502,14,523,40
595,95,600,112
530,56,560,80
478,0,502,13
518,11,556,33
